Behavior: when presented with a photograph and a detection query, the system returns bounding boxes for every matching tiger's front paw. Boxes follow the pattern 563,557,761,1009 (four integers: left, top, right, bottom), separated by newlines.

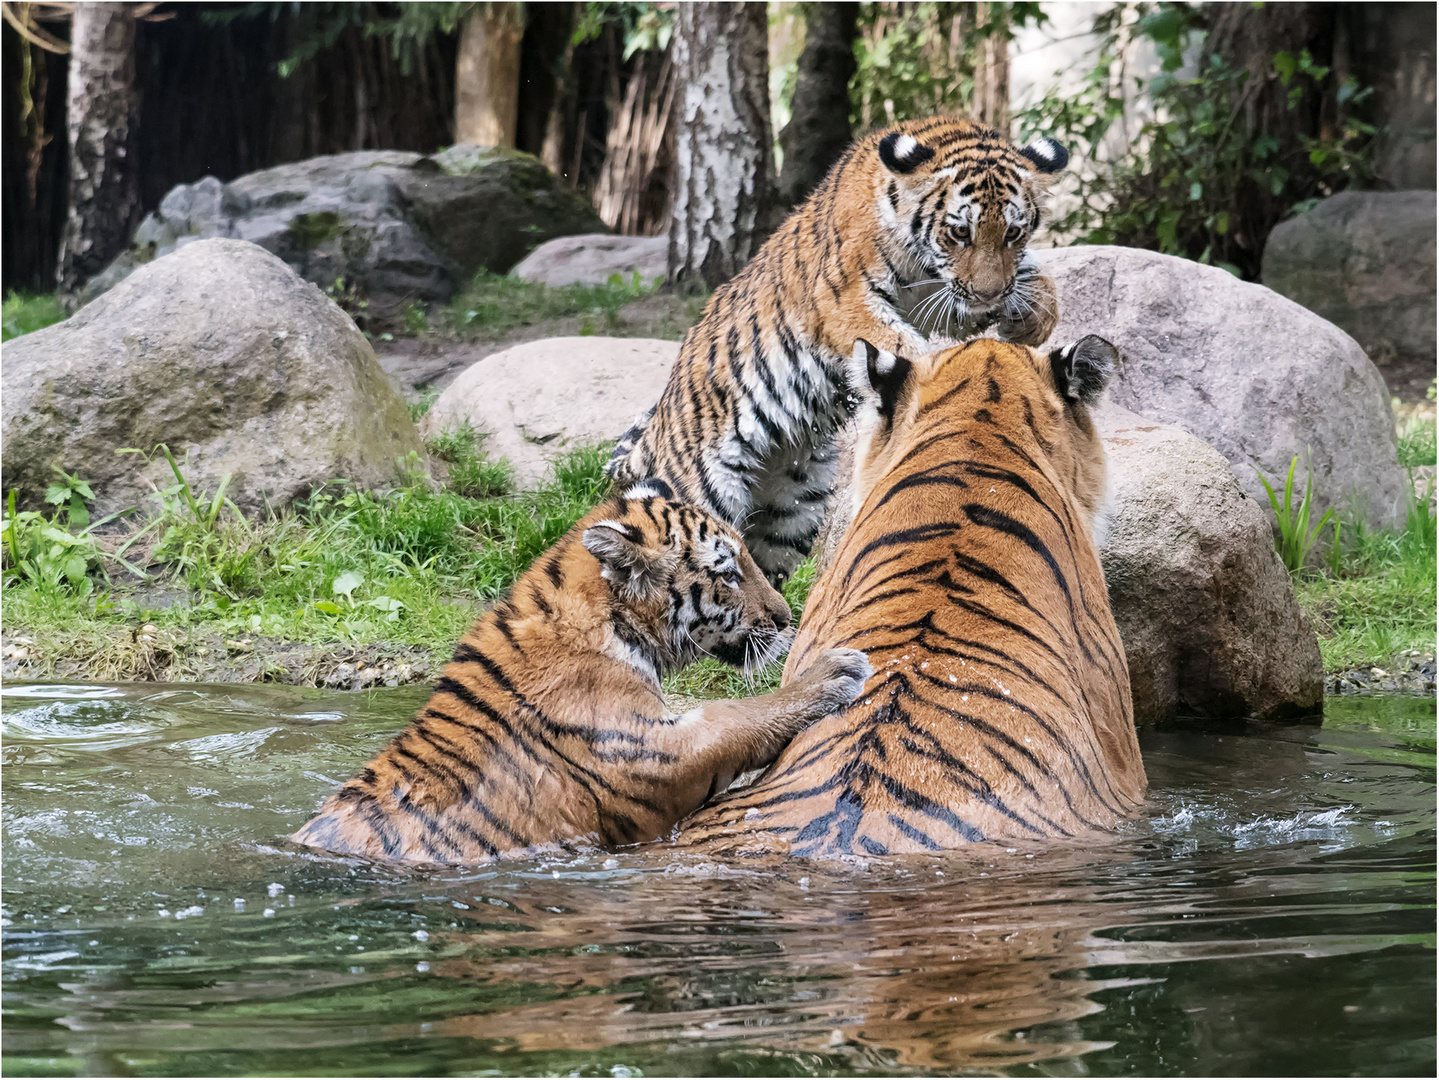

799,647,874,716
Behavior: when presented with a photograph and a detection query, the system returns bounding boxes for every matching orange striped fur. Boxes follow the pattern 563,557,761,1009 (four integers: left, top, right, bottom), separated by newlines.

609,116,1069,585
291,481,871,865
674,338,1145,856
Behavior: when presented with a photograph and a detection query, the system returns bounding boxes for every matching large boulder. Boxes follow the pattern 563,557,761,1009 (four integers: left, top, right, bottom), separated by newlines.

1097,403,1323,724
422,337,679,486
1261,191,1437,369
3,239,425,516
79,147,606,320
1037,245,1406,529
511,233,669,288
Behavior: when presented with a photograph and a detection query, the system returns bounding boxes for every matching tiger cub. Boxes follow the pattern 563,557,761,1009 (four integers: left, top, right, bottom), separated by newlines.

608,115,1069,585
290,480,871,865
674,337,1146,856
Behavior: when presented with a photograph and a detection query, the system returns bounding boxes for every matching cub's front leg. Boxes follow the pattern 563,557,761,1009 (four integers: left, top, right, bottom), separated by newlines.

662,647,873,810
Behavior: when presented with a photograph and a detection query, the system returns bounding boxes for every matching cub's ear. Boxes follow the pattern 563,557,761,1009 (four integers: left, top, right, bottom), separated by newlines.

851,339,914,422
582,520,661,595
879,131,936,175
1049,335,1118,404
1019,137,1069,175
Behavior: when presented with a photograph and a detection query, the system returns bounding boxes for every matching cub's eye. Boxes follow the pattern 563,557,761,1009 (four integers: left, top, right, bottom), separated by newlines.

1004,225,1023,245
722,568,743,588
950,224,971,244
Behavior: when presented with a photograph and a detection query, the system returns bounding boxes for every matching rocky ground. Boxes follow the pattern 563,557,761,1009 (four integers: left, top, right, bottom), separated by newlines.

1,627,439,689
1325,651,1437,696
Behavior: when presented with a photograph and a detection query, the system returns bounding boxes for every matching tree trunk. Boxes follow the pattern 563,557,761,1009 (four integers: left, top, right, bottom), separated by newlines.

56,1,139,303
594,50,676,236
777,2,857,210
972,2,1010,131
668,1,776,290
455,3,523,147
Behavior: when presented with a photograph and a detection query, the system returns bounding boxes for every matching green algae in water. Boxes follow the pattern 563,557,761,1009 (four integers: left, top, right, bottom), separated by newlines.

3,683,1434,1077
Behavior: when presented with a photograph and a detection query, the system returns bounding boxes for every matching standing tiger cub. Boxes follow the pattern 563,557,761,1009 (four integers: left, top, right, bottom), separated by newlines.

675,337,1145,856
608,115,1069,584
291,480,871,865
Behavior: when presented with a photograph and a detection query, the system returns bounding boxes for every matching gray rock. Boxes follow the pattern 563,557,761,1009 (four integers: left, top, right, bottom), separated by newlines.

1037,245,1406,529
79,147,606,321
511,233,669,288
1096,403,1323,724
1262,191,1437,368
422,336,679,486
3,239,425,516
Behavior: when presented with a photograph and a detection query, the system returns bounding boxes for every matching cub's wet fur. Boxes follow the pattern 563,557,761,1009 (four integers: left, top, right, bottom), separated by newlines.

291,480,871,864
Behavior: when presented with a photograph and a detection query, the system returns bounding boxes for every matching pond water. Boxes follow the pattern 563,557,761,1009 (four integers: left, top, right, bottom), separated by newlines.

2,681,1434,1077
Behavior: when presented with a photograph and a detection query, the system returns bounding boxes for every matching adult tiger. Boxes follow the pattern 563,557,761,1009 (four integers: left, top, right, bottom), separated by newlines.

608,115,1069,585
291,480,871,864
674,337,1146,856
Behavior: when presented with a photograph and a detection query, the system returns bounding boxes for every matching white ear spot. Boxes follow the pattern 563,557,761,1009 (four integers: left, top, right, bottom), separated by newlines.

894,134,919,159
874,351,896,376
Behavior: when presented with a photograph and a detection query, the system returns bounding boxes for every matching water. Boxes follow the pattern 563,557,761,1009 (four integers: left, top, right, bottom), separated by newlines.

2,682,1433,1077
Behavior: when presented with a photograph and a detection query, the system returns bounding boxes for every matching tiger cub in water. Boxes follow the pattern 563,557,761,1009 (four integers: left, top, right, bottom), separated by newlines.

608,115,1070,585
291,480,871,864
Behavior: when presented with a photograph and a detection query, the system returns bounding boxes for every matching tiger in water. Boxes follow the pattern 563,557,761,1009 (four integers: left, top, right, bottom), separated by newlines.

291,480,871,864
608,115,1070,584
673,336,1146,856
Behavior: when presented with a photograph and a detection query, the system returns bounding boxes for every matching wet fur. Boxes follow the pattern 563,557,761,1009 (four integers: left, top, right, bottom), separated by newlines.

292,485,871,865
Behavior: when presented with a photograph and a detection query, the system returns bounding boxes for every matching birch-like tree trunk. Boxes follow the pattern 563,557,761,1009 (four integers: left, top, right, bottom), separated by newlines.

455,3,523,147
56,1,140,303
777,2,859,209
668,1,776,290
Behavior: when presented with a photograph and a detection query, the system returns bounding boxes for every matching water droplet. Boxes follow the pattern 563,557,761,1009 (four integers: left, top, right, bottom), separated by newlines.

413,929,430,942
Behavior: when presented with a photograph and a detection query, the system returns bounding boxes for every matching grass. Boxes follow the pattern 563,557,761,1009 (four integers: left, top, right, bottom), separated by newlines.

1291,397,1436,673
2,428,615,677
2,291,65,341
440,270,707,343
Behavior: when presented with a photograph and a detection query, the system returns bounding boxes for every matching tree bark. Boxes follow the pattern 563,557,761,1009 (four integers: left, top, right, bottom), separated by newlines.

668,1,776,290
455,2,523,148
56,1,139,303
777,2,857,210
971,1,1010,132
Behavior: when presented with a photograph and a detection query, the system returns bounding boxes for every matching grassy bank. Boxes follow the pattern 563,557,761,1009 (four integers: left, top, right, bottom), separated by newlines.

1292,400,1437,673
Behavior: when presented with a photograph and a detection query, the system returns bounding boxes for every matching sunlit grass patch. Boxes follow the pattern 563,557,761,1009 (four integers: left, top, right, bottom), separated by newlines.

2,291,65,341
448,270,659,336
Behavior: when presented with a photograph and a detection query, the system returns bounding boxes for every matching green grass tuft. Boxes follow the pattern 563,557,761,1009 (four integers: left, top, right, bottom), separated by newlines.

449,270,660,336
2,291,65,341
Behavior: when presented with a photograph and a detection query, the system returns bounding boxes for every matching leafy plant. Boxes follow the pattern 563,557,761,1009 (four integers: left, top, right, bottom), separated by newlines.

402,302,430,337
1257,453,1335,573
1013,2,1379,278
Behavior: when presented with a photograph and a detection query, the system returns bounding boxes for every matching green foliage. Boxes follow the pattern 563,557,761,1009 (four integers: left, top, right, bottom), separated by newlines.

1297,480,1437,672
852,2,1046,130
1014,2,1378,278
2,435,614,657
2,490,106,599
1,291,65,341
1397,396,1437,469
1257,453,1335,573
402,302,430,337
450,270,658,336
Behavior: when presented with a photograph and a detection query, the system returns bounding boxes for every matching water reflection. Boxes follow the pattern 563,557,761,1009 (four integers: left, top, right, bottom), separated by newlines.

3,682,1434,1076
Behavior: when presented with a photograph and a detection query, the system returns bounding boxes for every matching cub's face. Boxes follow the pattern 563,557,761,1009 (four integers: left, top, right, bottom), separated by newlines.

847,336,1116,530
581,482,793,675
871,119,1067,331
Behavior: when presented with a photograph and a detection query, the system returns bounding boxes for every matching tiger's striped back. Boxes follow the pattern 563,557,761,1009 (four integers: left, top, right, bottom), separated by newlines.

674,338,1145,856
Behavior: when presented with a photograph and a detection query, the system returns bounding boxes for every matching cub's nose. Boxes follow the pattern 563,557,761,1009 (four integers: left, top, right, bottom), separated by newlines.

768,604,791,632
